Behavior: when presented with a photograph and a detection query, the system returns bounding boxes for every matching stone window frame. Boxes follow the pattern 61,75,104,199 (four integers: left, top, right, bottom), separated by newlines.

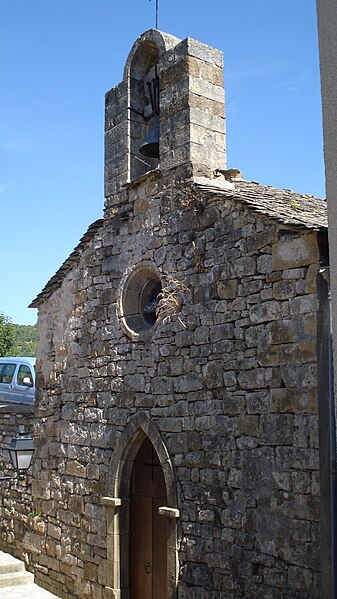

103,412,179,599
117,261,162,340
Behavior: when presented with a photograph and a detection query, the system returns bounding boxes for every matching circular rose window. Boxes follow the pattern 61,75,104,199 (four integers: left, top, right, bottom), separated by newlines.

120,264,162,336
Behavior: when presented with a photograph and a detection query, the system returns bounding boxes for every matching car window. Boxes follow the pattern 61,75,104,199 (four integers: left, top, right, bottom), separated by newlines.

17,365,33,386
0,363,16,384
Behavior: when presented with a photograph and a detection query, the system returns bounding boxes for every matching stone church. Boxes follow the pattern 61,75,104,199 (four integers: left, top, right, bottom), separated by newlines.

29,29,329,599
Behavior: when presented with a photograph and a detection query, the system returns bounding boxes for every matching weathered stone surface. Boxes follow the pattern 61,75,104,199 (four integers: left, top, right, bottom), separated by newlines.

289,294,317,315
216,279,238,299
233,257,256,277
272,233,319,270
237,368,281,389
271,388,318,414
249,301,281,324
173,374,203,393
202,361,223,388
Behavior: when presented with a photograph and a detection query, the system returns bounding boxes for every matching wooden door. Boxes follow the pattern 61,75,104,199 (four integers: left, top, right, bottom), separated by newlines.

130,437,167,599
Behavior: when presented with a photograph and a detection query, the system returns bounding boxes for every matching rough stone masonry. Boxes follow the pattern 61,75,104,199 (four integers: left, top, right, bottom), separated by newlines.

24,29,329,599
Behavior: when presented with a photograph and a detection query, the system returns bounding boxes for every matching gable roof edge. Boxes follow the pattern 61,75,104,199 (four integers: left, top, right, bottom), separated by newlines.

29,218,104,309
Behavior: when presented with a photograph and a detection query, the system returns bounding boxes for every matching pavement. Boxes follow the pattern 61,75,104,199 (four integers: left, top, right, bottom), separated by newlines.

1,583,61,599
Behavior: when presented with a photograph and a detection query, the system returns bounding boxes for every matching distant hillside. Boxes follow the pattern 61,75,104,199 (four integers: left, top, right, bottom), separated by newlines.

12,323,37,357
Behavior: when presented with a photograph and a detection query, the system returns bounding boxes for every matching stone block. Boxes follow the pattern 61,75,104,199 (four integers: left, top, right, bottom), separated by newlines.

223,371,237,388
210,323,234,342
173,374,203,393
249,301,281,324
189,107,225,133
272,279,297,300
263,567,286,589
276,446,319,471
217,279,238,299
47,523,62,540
161,57,190,89
68,495,85,513
280,363,317,388
193,326,210,344
189,76,224,104
159,418,182,432
305,263,317,293
246,229,277,251
173,36,222,67
66,461,87,478
257,254,272,274
151,376,173,394
188,92,225,118
238,367,281,389
84,562,98,582
238,279,263,297
246,391,270,414
245,324,266,347
195,415,233,436
259,414,293,445
189,123,226,152
290,471,311,494
289,294,317,315
233,256,256,277
271,388,318,413
190,142,227,169
236,415,259,436
32,479,51,500
272,233,319,270
202,360,223,388
288,564,313,592
303,312,317,335
23,531,45,554
265,319,298,344
59,423,88,446
198,61,223,86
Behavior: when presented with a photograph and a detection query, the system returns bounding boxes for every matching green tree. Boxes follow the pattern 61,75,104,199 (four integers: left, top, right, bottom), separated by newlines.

12,323,37,356
0,313,15,357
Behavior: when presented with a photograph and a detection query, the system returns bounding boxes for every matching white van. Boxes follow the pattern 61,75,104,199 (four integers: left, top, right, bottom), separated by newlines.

0,357,35,405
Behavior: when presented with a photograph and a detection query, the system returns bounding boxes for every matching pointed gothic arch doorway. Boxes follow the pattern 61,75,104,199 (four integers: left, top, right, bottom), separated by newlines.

130,436,167,599
104,413,179,599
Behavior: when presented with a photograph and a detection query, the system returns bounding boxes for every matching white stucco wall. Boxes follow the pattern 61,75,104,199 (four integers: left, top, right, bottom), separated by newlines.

317,0,337,394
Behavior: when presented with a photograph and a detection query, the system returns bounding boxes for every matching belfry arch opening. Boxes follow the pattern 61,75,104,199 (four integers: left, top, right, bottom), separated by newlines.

129,41,160,179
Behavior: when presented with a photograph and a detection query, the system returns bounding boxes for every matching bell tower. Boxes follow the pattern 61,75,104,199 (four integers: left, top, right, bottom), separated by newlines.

104,29,226,202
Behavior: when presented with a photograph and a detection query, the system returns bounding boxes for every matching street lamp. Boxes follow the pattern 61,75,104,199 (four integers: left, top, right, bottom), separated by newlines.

0,434,35,481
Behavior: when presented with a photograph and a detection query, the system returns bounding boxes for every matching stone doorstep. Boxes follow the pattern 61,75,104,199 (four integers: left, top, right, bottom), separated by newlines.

0,552,34,587
0,561,25,575
0,571,34,588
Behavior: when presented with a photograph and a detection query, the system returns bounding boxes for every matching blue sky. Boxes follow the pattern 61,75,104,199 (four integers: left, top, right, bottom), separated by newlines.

0,0,324,325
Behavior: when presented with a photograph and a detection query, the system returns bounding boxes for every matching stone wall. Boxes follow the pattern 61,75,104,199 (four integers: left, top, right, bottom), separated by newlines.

0,405,38,567
31,173,323,599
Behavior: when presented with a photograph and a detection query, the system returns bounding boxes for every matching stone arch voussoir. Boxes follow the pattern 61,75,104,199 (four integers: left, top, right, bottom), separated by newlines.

107,411,177,508
123,29,181,80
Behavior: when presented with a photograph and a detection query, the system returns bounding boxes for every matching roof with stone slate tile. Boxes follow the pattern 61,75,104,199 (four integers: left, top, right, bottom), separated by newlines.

30,178,327,308
29,218,104,308
193,178,328,231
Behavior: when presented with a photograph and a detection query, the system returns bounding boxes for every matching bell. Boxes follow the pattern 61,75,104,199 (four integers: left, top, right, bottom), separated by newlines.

139,117,159,159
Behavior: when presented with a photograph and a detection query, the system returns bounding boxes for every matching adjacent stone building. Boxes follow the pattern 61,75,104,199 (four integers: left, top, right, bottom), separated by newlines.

315,3,337,597
28,29,329,599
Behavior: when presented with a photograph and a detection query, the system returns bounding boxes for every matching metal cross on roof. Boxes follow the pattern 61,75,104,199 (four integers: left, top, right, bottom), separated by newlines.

149,0,159,29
